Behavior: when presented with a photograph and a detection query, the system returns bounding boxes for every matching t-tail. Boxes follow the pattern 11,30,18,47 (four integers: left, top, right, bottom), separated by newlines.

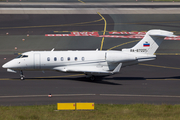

122,29,176,55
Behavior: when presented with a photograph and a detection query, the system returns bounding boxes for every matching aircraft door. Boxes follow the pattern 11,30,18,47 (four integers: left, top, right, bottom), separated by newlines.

34,53,41,69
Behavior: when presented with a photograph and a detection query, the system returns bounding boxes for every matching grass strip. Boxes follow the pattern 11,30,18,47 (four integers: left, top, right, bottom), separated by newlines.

149,0,180,1
1,104,180,120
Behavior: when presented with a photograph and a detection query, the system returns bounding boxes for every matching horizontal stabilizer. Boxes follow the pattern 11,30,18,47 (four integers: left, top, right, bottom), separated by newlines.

149,30,176,37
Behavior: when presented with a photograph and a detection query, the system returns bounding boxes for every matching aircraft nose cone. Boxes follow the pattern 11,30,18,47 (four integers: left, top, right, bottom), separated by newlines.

2,63,8,68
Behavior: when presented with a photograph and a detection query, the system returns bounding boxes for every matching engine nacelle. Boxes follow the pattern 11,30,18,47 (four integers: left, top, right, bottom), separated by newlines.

106,52,136,62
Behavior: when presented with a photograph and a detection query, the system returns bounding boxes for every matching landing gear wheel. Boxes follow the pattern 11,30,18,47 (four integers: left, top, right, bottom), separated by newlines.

20,76,24,80
90,76,95,81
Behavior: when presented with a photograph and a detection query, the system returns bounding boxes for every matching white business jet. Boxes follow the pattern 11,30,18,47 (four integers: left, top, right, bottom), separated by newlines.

2,30,176,80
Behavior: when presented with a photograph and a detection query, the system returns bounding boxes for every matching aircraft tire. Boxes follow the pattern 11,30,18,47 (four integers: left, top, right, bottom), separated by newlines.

90,76,96,81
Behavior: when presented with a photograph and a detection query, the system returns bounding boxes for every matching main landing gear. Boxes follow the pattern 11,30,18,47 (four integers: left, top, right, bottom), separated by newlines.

90,75,96,81
85,74,96,81
20,70,25,80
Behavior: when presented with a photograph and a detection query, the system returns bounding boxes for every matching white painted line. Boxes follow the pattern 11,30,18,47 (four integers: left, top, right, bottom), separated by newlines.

100,94,180,98
1,8,180,14
0,94,96,98
0,8,180,10
0,2,180,5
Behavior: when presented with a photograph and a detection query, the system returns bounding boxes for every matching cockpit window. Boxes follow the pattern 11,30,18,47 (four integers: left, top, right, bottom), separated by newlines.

16,55,22,58
22,55,28,58
16,55,28,58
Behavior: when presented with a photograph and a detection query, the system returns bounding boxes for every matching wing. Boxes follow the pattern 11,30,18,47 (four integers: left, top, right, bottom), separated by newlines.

53,63,122,75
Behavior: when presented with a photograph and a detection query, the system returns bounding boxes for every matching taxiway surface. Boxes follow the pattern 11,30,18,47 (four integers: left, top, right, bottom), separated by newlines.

1,4,180,105
1,55,180,106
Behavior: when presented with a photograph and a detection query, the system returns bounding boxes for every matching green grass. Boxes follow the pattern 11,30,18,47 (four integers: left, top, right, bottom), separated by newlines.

1,104,180,120
149,0,180,1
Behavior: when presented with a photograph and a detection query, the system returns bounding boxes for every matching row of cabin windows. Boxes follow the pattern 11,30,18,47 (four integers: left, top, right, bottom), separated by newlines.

47,57,85,61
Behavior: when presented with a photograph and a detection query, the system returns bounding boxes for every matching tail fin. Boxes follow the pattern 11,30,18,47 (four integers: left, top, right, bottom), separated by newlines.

122,29,176,55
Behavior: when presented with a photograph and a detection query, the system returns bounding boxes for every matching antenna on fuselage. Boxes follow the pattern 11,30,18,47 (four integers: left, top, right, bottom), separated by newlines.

51,48,55,51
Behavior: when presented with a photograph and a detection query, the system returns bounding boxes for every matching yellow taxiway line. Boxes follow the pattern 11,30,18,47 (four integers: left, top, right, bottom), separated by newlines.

107,40,140,50
78,0,85,3
0,18,103,29
0,74,84,81
139,63,180,70
97,12,107,51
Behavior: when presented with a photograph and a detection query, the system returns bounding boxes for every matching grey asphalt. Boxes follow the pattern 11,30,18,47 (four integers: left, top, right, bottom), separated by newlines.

1,14,180,54
1,55,180,106
1,4,180,8
0,0,151,2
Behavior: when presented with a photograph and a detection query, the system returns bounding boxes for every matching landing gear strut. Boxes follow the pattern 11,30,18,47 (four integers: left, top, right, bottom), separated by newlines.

20,70,25,80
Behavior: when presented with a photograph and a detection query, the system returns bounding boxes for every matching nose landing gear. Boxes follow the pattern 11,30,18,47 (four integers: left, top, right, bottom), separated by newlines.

20,70,25,80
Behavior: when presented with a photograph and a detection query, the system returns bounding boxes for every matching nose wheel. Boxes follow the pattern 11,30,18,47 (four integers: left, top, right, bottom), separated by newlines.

20,70,25,80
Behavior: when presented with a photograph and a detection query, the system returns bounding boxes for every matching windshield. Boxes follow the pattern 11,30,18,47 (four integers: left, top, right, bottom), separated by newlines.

16,55,28,58
16,55,22,58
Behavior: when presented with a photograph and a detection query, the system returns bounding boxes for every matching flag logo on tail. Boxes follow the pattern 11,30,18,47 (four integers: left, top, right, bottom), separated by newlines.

143,42,150,47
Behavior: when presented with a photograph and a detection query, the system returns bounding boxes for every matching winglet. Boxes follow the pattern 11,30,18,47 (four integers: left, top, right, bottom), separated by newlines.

112,63,122,74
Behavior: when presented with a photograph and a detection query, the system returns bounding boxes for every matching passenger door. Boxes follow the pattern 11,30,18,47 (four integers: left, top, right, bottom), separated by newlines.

34,53,41,69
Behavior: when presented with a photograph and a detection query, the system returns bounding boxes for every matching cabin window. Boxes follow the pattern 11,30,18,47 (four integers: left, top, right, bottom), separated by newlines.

54,57,57,61
82,57,85,61
61,57,64,61
67,57,70,61
47,57,50,61
75,57,77,61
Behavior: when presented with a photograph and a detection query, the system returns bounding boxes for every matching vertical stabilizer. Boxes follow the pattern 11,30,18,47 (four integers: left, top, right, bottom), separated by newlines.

122,30,175,55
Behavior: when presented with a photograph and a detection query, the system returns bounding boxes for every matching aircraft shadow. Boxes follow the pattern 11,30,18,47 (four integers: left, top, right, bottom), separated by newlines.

105,77,146,81
10,75,180,86
23,77,122,85
106,76,180,81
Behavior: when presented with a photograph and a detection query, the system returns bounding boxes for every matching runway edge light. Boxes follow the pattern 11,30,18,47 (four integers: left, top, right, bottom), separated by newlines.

57,103,76,110
76,103,94,110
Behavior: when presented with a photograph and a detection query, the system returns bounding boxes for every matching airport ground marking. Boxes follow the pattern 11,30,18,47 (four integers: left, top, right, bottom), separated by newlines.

1,20,180,30
139,63,180,70
155,53,180,55
78,0,85,3
0,94,95,98
107,40,140,50
97,12,107,51
1,93,180,98
0,18,103,29
37,74,84,79
100,94,180,98
0,74,84,81
0,78,13,81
